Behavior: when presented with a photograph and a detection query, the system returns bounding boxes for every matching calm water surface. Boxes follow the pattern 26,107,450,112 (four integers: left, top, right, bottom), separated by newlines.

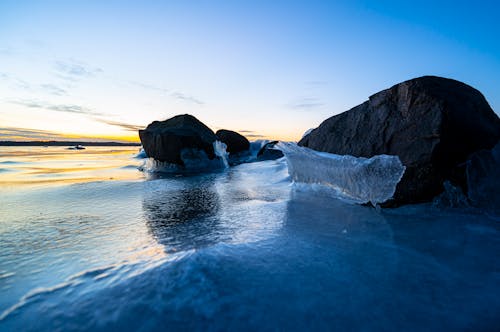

0,147,499,331
0,146,144,188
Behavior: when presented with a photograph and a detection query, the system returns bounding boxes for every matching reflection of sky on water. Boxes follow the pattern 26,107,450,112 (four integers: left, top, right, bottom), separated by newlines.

0,180,163,314
0,146,144,188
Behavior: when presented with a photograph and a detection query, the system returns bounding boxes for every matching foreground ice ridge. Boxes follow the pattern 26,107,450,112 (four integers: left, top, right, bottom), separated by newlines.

277,142,406,204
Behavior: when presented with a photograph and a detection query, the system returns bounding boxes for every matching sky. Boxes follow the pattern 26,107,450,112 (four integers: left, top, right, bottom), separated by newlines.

1,0,499,142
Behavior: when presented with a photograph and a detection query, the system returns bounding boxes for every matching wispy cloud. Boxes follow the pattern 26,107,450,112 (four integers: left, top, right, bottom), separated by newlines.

2,72,70,96
129,81,169,93
40,84,67,96
53,59,103,82
0,47,14,56
305,80,328,86
128,80,204,105
47,104,99,115
170,92,204,105
94,118,144,132
9,99,103,116
0,72,31,90
0,127,69,140
288,97,325,110
24,38,48,50
245,134,265,138
228,130,265,138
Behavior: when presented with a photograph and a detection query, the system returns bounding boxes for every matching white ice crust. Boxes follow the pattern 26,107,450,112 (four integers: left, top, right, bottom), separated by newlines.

213,140,229,168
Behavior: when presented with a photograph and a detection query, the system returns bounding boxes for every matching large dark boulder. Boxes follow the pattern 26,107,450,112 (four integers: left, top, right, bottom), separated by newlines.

139,114,218,165
299,76,500,205
215,129,250,154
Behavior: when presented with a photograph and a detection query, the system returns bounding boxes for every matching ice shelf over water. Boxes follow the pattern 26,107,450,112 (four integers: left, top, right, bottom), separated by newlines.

277,142,405,204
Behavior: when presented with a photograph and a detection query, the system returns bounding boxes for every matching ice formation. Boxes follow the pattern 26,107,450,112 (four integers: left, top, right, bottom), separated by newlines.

134,148,148,159
277,142,405,204
223,140,271,165
466,142,500,215
213,140,229,168
140,141,229,173
432,181,469,208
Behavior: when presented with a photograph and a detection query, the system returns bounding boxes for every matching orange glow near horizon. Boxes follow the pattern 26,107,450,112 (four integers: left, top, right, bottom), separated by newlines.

0,132,141,143
1,126,304,143
62,132,141,143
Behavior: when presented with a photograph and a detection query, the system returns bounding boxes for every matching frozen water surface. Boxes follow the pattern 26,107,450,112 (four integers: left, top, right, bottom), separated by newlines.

0,147,499,331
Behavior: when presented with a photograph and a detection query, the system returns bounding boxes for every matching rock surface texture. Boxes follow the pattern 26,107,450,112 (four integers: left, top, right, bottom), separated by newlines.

257,141,284,160
215,129,250,154
139,114,218,165
299,76,500,205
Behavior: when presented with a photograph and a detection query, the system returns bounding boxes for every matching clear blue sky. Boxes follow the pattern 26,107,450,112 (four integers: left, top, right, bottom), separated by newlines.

1,0,499,141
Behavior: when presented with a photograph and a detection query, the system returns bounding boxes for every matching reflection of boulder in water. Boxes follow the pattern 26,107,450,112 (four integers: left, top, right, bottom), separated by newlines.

142,177,222,251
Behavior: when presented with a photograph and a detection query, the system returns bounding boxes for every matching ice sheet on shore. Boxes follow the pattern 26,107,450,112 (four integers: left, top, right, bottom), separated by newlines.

277,142,405,204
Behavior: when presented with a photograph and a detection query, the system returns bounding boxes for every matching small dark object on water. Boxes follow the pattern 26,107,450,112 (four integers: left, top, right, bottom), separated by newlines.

68,145,86,150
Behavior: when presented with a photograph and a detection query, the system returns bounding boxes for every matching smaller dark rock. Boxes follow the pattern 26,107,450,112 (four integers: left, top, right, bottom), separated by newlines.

257,141,284,160
215,129,250,154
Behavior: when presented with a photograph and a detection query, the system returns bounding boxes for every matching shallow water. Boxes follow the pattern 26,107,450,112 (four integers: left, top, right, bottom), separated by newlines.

0,147,499,331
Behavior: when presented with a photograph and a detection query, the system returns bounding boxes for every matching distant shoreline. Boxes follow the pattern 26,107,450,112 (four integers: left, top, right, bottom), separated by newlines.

0,141,142,147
